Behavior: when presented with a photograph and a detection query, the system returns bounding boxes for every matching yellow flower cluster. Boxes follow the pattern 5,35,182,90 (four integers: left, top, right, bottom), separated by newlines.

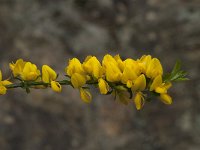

65,54,172,109
9,59,61,92
0,54,187,110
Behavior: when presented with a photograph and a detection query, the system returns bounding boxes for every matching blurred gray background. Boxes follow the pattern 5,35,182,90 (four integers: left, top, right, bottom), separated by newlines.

0,0,200,150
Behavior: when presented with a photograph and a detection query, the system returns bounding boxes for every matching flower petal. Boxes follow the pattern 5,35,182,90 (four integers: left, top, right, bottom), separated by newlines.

103,54,122,82
98,78,109,94
42,65,57,83
83,56,103,79
22,62,40,80
160,93,172,104
80,88,92,103
10,59,26,77
155,86,167,94
134,92,144,110
163,82,172,90
126,80,132,88
0,85,7,95
2,80,12,86
65,58,85,76
71,73,86,88
150,75,162,91
51,81,62,92
132,74,146,91
146,58,163,79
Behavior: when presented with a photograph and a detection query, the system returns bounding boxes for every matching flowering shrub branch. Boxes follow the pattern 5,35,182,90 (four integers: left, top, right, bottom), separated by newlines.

0,54,188,110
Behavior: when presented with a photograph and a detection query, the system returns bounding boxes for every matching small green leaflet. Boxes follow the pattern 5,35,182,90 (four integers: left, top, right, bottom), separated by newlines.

163,60,189,82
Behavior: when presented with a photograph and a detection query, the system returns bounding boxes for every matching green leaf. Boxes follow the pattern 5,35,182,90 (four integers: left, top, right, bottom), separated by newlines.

163,73,171,82
173,77,189,82
166,60,188,82
171,60,181,76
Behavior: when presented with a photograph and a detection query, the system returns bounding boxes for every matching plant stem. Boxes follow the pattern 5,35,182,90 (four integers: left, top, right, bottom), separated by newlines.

5,80,72,89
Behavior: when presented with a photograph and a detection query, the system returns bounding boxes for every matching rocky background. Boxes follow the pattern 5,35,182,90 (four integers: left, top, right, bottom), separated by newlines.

0,0,200,149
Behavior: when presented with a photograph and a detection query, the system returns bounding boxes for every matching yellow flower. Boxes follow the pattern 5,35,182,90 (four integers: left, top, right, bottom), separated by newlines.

105,63,122,82
137,55,152,74
10,59,40,81
121,59,140,87
42,65,57,82
134,92,145,110
83,56,103,79
9,59,26,77
71,73,86,88
1,80,12,86
150,75,172,93
65,58,85,76
150,75,172,104
103,54,122,82
131,74,146,91
146,58,163,79
42,65,61,92
0,72,12,86
51,81,62,92
80,88,92,103
0,86,7,95
98,78,109,94
21,62,40,81
160,93,172,104
114,54,125,72
0,70,12,95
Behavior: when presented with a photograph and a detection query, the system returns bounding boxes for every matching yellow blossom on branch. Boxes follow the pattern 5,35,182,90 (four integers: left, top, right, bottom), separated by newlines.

83,56,103,79
80,88,92,103
102,54,122,82
9,59,26,77
0,70,12,95
98,78,109,94
42,65,62,92
1,54,188,110
134,92,145,110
